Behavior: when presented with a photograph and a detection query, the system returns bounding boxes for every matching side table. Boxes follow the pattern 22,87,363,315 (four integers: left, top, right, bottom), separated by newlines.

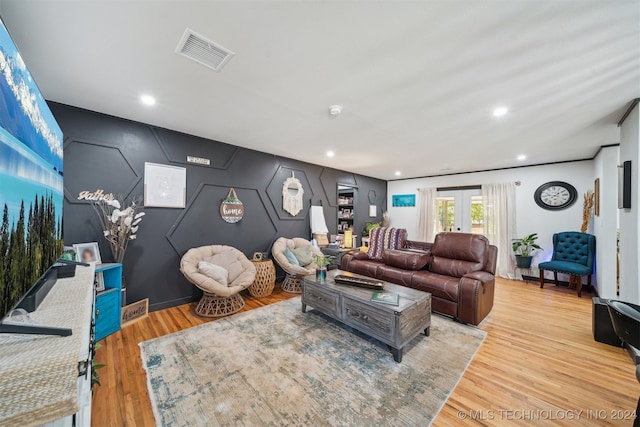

249,259,276,297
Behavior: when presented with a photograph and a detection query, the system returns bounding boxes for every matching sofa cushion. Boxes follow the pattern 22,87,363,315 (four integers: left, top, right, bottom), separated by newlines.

382,249,430,271
345,259,383,278
429,233,487,277
367,227,407,260
351,251,370,260
411,270,459,302
377,265,415,287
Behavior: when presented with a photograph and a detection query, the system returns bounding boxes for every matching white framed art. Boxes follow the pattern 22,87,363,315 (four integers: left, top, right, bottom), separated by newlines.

144,162,187,208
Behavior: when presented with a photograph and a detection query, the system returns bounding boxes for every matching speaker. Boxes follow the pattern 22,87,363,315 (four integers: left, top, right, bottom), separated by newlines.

593,297,623,347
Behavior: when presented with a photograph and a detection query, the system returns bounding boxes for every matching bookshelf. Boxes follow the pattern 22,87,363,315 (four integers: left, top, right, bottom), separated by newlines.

337,188,355,234
95,263,122,341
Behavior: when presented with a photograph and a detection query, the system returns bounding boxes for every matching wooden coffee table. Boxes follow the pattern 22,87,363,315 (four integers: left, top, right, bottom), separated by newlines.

301,270,431,362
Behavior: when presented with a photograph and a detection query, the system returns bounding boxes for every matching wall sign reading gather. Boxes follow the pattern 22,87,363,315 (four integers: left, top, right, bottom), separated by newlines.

220,188,244,223
77,189,115,202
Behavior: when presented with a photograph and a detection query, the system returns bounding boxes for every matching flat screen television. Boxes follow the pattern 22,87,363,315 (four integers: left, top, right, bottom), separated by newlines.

0,18,66,334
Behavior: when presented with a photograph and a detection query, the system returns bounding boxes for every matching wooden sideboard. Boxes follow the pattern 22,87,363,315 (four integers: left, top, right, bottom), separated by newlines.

0,264,95,427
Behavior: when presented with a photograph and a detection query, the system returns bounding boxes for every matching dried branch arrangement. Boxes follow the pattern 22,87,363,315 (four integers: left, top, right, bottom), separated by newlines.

92,196,145,263
580,190,595,233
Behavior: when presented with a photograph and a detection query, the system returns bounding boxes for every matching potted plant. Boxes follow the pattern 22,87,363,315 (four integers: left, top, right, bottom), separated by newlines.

315,254,335,283
512,233,543,268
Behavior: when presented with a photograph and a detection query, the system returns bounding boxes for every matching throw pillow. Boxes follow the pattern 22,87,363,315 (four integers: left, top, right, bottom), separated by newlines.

367,227,408,260
210,250,244,283
283,248,300,266
291,246,313,267
197,261,229,286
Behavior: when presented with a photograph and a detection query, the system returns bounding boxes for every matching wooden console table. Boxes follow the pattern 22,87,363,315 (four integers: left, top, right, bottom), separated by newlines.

0,264,95,427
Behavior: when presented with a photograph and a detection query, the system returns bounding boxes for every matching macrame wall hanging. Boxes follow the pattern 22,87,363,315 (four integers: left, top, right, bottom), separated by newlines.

282,172,304,216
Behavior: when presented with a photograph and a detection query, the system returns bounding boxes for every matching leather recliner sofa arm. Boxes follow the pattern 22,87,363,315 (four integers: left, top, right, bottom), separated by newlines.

458,271,495,325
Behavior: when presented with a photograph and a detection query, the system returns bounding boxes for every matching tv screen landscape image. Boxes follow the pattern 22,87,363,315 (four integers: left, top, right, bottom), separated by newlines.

0,19,64,319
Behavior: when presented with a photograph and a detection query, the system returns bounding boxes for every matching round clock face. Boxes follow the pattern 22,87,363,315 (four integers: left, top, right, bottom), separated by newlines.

534,181,578,211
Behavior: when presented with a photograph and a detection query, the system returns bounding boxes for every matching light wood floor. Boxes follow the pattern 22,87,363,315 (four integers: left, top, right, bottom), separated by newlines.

92,279,639,426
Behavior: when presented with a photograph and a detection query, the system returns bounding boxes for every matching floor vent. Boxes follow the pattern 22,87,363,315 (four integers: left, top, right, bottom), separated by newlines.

175,28,234,72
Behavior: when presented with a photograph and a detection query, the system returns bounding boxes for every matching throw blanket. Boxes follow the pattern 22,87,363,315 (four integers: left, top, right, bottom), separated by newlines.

367,227,407,260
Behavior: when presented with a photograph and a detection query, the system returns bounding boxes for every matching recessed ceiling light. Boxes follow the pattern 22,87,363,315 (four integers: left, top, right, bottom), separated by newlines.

140,94,156,106
329,105,342,117
492,106,508,117
394,171,401,176
326,150,335,158
517,154,527,161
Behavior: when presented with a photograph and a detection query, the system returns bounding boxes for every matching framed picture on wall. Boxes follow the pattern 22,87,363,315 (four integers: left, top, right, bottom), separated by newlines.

392,194,416,207
73,242,102,264
144,162,187,208
594,178,600,216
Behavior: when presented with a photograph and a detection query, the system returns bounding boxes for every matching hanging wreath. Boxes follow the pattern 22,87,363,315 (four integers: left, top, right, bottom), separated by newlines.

220,188,244,223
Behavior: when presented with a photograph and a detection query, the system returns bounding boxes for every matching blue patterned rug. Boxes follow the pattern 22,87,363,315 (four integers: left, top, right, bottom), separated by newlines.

140,297,486,426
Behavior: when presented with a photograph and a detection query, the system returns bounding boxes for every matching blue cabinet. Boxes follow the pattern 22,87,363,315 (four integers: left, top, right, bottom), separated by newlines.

95,263,122,341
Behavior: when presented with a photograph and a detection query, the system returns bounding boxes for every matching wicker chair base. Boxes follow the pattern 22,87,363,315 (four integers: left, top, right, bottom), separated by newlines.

195,292,245,317
281,275,303,294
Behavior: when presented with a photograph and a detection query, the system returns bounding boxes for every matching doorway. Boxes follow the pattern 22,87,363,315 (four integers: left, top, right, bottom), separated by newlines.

436,189,483,234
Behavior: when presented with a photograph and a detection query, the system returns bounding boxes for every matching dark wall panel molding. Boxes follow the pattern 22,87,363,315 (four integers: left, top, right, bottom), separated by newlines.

152,127,239,169
63,138,141,204
53,102,386,311
266,166,314,221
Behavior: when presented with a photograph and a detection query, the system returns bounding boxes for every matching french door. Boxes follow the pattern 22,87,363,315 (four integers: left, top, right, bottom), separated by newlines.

436,189,484,234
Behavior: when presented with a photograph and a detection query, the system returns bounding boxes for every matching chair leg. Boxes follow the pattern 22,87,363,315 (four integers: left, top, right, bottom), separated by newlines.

576,275,583,297
553,272,558,286
539,269,545,289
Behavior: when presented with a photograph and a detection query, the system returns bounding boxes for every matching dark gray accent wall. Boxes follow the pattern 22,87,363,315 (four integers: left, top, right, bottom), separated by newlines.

53,102,387,311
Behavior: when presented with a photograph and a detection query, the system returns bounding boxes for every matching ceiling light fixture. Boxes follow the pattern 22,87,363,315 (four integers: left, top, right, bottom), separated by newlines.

326,150,335,158
517,154,527,161
394,171,401,176
329,105,342,117
140,94,156,106
493,106,508,117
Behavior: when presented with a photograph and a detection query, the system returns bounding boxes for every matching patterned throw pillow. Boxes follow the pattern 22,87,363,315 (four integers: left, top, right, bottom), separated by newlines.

291,246,313,266
366,227,407,260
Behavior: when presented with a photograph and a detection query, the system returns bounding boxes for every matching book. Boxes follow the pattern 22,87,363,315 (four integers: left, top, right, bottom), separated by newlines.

371,290,399,306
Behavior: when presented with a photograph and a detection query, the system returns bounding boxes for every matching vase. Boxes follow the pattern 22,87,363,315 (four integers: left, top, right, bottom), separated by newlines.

316,266,327,283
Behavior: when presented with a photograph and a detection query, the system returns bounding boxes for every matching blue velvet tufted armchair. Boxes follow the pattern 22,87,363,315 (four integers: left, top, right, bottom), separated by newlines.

538,232,596,297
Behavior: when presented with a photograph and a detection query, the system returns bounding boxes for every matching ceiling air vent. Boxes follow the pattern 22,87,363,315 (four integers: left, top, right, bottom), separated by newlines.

175,28,235,72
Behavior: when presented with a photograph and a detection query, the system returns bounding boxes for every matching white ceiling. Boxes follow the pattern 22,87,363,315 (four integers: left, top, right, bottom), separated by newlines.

1,1,638,180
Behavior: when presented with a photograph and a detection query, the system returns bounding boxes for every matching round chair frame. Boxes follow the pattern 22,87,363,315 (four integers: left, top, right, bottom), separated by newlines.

196,292,245,317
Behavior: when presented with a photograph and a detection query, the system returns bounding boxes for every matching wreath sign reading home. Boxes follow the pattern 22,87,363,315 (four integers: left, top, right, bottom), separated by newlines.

282,172,304,216
220,188,244,223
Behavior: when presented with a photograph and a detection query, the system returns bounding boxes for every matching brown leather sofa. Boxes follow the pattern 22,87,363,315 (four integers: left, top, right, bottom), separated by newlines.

341,232,497,325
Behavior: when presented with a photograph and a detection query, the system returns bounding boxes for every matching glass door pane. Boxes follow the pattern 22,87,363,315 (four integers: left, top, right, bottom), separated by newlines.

470,195,484,234
436,196,455,232
435,189,483,234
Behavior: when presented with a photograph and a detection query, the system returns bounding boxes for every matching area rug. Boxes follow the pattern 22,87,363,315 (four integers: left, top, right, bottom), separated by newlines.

139,297,486,426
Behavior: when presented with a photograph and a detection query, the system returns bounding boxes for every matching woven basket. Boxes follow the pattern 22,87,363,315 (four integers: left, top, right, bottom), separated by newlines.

248,260,276,297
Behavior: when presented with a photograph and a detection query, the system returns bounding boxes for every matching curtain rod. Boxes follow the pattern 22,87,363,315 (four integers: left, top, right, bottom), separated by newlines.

417,181,521,191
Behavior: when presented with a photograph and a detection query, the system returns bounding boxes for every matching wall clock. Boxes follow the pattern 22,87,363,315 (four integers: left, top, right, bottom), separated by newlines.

534,181,578,211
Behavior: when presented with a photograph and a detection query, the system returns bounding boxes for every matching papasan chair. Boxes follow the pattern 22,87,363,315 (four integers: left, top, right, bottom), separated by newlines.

180,245,256,317
271,237,323,293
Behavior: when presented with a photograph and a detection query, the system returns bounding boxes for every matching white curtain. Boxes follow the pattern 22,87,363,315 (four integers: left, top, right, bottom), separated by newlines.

417,188,437,242
482,183,516,278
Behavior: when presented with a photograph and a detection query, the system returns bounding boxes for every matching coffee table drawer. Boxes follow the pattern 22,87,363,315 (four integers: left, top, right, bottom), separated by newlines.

342,297,395,342
303,285,340,318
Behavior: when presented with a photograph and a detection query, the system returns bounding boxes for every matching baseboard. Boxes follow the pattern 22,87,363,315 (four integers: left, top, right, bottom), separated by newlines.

149,296,195,312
